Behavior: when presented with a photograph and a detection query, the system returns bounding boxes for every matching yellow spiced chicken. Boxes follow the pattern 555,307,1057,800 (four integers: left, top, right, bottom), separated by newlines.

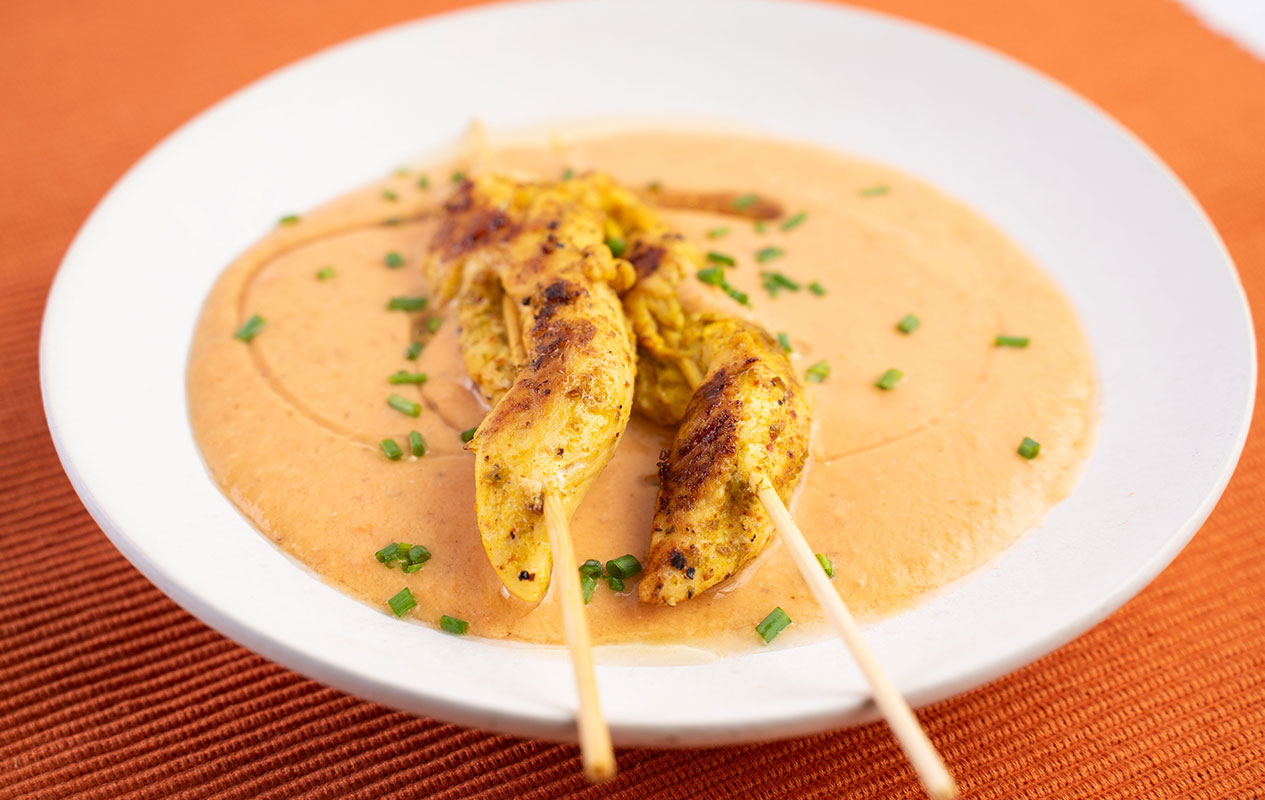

426,170,809,606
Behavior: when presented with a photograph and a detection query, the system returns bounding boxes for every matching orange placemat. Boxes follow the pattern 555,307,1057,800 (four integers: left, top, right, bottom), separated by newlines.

3,1,1264,797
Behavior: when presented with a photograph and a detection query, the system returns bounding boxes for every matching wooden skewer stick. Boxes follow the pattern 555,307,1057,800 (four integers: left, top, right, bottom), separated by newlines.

543,491,617,783
752,475,958,800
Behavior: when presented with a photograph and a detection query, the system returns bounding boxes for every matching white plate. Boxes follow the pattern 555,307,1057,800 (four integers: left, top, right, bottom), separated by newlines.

41,0,1254,747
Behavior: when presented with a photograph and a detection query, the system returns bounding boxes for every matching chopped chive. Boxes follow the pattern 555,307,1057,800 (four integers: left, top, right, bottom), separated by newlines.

375,542,400,565
579,559,604,578
606,576,626,593
278,214,300,225
756,607,791,644
647,180,663,192
876,368,904,390
1018,437,1041,459
761,271,800,294
316,266,336,280
995,335,1031,348
725,285,751,307
733,193,759,210
808,281,827,296
605,237,628,258
805,360,830,383
417,175,430,190
380,438,404,460
387,296,428,311
755,246,785,264
389,371,428,385
234,314,265,342
451,171,466,184
409,431,427,457
860,185,890,197
754,220,766,234
460,427,477,444
781,212,808,231
407,544,431,564
405,341,423,360
382,189,398,202
777,331,792,353
697,266,726,286
426,317,442,334
706,251,736,267
707,226,730,239
605,554,643,579
383,216,403,227
387,587,417,617
580,572,598,604
897,314,921,334
388,394,421,418
816,553,834,578
384,251,405,268
439,614,469,635
402,562,425,574
561,167,574,180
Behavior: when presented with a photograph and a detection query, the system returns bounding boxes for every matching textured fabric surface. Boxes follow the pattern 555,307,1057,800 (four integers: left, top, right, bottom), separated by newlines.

3,0,1265,797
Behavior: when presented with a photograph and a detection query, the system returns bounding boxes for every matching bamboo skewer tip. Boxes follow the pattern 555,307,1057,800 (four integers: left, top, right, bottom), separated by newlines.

542,491,617,783
752,476,958,800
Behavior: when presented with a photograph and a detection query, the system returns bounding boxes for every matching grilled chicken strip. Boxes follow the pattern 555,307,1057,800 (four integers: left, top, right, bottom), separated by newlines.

426,175,636,602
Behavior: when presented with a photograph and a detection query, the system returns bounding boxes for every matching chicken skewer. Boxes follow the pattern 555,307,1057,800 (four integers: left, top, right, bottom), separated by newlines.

426,175,636,781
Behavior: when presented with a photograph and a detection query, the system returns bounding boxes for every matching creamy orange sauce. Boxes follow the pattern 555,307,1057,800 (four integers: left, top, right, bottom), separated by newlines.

188,129,1096,651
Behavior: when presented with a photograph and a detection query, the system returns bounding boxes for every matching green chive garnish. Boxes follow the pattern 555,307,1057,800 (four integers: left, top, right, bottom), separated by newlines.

707,226,730,239
777,332,792,353
234,314,265,342
996,335,1030,348
876,368,904,390
402,562,425,574
417,175,430,190
606,237,627,258
405,341,423,360
383,216,403,227
726,286,750,307
816,553,834,578
426,317,442,334
606,576,626,593
1018,437,1041,459
860,185,890,197
805,360,830,383
647,180,663,192
580,559,603,604
755,247,784,264
389,371,428,385
387,296,427,311
439,615,469,635
387,588,416,617
761,271,800,293
380,438,404,460
278,214,300,225
781,212,807,231
808,281,827,296
388,394,421,418
460,427,477,444
605,555,643,579
316,267,335,280
697,266,726,286
561,167,574,180
754,220,766,234
451,171,466,184
409,431,427,457
756,607,791,644
384,251,405,268
706,251,736,266
382,189,398,202
733,193,759,210
897,314,921,334
408,544,431,565
375,542,400,565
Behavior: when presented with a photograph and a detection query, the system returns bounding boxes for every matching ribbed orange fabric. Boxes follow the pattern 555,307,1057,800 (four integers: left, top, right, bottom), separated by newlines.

3,1,1264,797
